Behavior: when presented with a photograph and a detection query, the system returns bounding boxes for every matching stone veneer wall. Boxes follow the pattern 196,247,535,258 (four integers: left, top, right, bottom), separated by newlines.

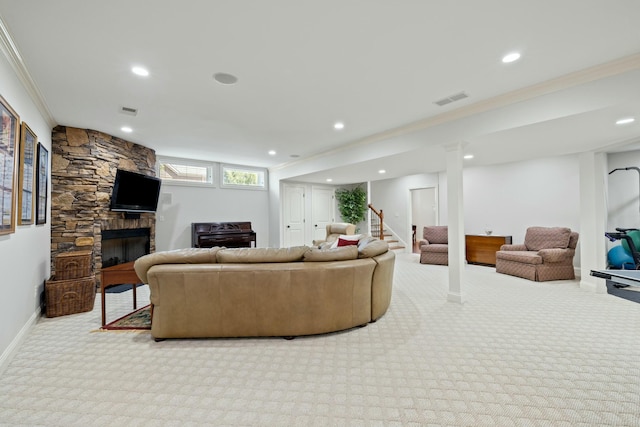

51,126,156,283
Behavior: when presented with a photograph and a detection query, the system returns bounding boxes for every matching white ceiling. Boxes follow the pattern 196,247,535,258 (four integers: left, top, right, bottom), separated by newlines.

1,0,640,184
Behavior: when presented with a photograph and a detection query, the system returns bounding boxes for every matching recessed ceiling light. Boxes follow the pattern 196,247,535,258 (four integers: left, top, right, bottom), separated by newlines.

616,117,635,125
131,66,149,77
268,150,276,155
334,122,345,130
378,169,386,174
326,178,333,182
121,126,133,133
464,154,474,159
213,72,238,85
502,52,521,63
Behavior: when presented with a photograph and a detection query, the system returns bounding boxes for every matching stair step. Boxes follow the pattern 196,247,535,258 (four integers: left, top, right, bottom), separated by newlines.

389,245,405,250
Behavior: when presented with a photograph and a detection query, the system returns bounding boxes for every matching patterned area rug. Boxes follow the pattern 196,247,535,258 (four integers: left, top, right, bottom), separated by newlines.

101,304,151,330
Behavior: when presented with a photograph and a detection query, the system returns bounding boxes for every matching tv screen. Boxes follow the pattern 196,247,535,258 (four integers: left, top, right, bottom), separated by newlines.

110,169,161,213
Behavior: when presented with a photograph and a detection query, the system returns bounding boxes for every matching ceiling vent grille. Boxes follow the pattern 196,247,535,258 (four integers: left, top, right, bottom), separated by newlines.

434,91,468,107
120,106,138,116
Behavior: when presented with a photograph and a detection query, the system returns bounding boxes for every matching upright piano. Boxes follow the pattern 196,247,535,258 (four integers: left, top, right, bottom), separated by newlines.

191,222,257,248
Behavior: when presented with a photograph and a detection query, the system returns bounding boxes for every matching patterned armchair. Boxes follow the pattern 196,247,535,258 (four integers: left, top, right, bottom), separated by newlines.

419,226,448,265
495,226,579,281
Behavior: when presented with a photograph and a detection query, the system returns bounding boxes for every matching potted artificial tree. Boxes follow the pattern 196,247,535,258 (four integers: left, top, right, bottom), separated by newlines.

335,186,367,232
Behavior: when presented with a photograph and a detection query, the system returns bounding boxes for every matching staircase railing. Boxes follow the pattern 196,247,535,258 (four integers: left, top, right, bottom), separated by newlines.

368,203,384,240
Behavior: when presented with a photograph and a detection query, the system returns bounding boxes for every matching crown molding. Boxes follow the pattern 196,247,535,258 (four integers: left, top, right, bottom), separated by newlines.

0,16,57,128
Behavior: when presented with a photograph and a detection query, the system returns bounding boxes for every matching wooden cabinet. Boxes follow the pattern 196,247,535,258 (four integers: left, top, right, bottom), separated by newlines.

465,234,512,266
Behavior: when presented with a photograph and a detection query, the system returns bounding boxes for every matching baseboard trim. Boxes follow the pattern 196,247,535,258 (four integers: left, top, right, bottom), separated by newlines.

0,306,41,376
447,291,465,304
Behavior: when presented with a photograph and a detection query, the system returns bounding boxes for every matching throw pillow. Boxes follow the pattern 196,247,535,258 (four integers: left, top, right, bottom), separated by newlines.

330,234,361,249
337,238,359,247
358,239,389,258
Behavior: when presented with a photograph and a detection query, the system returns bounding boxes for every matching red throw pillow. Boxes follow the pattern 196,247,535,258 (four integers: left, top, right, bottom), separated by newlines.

337,238,359,247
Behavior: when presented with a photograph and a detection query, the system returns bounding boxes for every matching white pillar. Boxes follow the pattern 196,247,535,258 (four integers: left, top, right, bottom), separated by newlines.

445,142,466,303
579,151,608,293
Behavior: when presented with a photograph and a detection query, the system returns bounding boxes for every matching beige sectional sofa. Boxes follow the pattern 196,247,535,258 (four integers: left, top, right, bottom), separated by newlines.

134,239,395,340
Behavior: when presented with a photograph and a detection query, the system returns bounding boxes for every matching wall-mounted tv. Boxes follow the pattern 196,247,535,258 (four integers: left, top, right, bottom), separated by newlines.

110,169,162,213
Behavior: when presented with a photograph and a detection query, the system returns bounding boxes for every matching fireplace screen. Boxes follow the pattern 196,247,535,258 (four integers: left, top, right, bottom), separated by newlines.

101,228,150,268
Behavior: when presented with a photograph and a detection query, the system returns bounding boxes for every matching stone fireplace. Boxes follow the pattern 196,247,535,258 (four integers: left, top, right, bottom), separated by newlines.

50,126,156,285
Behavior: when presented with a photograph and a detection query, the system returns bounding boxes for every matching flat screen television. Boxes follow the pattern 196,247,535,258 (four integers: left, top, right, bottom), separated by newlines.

110,169,161,213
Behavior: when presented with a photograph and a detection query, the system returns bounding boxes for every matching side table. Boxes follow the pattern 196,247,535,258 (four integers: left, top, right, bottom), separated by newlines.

465,234,512,266
100,261,143,326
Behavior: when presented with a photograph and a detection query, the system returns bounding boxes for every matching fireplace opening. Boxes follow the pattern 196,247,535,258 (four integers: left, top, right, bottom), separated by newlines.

101,228,150,268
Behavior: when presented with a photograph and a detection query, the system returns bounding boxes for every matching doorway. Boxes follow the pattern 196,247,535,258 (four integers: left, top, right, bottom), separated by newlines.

410,187,437,253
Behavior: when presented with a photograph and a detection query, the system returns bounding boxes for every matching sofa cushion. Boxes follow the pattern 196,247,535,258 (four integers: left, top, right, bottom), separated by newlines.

357,235,376,250
134,247,222,283
421,243,448,253
495,250,543,265
216,246,310,263
303,245,358,262
524,227,571,251
358,239,389,259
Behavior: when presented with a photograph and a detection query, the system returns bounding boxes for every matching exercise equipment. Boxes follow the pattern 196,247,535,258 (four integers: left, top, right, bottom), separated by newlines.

605,228,640,287
605,228,640,268
607,245,635,269
591,269,640,289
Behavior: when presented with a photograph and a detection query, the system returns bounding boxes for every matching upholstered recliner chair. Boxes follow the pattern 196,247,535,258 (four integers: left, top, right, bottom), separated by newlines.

313,223,356,246
419,225,448,265
495,226,579,281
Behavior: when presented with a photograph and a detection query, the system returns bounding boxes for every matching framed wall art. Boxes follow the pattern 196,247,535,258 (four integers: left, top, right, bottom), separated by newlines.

0,94,20,235
18,122,36,225
35,142,48,225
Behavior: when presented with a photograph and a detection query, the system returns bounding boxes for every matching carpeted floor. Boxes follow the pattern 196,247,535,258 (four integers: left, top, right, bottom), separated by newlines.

1,253,639,426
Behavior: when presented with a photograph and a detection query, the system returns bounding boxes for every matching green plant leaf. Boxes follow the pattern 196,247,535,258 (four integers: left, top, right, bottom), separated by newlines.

335,186,367,226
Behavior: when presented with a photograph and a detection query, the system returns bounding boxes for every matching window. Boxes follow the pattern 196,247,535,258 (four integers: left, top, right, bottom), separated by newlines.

221,165,267,190
157,157,214,186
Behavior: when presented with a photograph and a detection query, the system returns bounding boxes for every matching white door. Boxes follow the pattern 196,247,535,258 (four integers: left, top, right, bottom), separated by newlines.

312,187,335,243
411,187,437,243
283,184,306,247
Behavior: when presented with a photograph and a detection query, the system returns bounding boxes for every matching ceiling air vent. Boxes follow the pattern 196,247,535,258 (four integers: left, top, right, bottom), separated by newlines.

434,91,468,107
120,106,138,116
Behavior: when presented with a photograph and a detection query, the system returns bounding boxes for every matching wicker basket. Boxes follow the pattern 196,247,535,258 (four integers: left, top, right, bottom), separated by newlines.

45,275,96,318
55,250,92,280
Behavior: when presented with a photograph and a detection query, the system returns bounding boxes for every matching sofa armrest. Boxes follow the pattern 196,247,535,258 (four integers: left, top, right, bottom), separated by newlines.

538,248,574,263
500,244,527,251
418,239,429,248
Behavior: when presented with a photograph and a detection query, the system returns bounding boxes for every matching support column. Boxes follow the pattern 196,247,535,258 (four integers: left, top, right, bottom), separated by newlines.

445,142,466,303
579,151,608,293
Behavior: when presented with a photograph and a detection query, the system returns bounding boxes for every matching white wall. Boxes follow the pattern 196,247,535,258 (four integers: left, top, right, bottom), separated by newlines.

155,184,270,250
371,155,581,259
463,154,581,244
0,52,52,366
